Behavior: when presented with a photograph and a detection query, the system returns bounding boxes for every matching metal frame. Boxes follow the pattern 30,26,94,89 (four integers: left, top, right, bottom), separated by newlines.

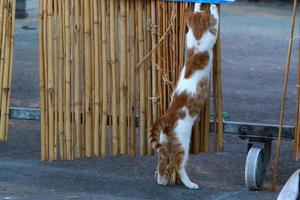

9,107,295,138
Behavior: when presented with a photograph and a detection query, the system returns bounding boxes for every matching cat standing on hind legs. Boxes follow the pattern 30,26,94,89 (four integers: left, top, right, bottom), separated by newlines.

148,3,219,190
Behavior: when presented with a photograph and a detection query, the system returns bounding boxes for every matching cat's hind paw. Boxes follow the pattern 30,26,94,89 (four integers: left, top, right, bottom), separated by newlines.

157,174,168,186
185,182,199,190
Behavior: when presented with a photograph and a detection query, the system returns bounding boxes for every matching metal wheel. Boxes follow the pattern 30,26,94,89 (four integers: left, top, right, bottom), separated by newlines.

245,147,265,190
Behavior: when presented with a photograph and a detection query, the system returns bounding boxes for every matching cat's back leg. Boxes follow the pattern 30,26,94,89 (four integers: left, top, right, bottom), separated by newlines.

178,152,199,189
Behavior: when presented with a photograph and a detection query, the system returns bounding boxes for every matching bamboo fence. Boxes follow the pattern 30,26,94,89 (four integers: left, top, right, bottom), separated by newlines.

294,11,300,161
39,0,224,161
0,0,16,142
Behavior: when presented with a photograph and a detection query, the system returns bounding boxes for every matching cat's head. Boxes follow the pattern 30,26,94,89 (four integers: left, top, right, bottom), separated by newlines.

185,9,211,40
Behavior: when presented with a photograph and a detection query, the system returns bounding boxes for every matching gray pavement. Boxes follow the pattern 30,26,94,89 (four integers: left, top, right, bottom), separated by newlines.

1,1,300,200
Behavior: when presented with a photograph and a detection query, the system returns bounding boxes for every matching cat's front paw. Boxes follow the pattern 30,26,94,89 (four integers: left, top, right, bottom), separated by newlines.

210,5,218,19
194,3,201,12
185,182,199,190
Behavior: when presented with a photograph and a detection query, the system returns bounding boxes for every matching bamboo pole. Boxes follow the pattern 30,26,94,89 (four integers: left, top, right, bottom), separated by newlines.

204,98,210,152
109,0,118,156
0,0,12,142
47,0,55,161
126,0,130,155
100,0,108,158
272,0,298,191
93,0,100,157
58,0,65,160
74,0,81,158
129,0,136,157
120,0,128,155
295,19,300,160
0,0,8,141
216,5,224,151
146,0,152,155
39,0,47,160
53,0,59,160
5,0,15,141
64,0,72,160
151,0,157,126
83,0,93,157
137,0,146,155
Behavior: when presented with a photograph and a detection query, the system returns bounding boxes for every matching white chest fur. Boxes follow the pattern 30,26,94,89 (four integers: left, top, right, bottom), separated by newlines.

175,51,212,95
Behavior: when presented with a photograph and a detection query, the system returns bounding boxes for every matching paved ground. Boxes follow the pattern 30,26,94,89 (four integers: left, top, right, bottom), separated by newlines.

1,1,300,200
1,120,298,200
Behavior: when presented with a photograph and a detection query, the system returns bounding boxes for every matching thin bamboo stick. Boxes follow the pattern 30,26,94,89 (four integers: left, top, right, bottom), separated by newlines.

295,19,300,160
272,0,298,191
110,0,118,156
93,0,100,157
53,0,59,160
83,0,93,157
0,0,8,141
47,0,55,161
39,0,46,160
151,0,157,126
100,0,108,158
64,0,72,160
137,0,146,155
129,0,136,157
216,6,224,152
120,0,127,155
203,98,210,152
74,0,81,158
58,0,65,160
5,0,15,142
0,0,12,142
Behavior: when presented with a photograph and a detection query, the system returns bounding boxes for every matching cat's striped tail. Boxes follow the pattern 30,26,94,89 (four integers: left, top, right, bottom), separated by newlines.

148,119,167,158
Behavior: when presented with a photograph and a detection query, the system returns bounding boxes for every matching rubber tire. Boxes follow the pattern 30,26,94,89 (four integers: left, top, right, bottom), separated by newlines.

245,147,265,190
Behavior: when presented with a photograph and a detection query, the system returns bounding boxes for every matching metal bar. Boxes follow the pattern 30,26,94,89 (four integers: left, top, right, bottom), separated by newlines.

9,107,40,121
220,121,295,139
6,107,295,139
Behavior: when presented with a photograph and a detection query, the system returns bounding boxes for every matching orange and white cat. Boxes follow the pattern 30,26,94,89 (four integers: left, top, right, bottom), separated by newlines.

148,3,219,190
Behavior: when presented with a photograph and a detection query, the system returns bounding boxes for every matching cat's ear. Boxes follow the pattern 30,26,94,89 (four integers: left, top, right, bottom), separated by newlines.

184,10,194,21
184,10,194,30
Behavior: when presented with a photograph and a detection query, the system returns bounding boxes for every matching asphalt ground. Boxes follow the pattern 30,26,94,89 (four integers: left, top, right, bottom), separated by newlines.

1,1,300,200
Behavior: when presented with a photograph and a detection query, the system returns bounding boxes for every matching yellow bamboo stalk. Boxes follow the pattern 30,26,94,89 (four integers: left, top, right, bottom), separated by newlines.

216,5,224,151
47,0,55,161
0,0,8,141
5,0,15,141
203,98,210,152
0,0,13,142
64,0,72,160
120,0,127,155
53,0,59,160
93,0,100,157
39,0,46,160
137,0,146,156
110,0,118,156
192,123,200,154
128,0,136,157
151,0,157,126
100,0,108,158
295,19,300,160
58,0,65,160
43,0,49,160
273,0,298,190
156,1,162,116
84,0,93,157
74,0,81,158
126,0,130,155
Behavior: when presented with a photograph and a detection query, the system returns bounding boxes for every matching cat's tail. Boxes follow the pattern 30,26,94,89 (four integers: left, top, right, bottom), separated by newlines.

148,119,167,158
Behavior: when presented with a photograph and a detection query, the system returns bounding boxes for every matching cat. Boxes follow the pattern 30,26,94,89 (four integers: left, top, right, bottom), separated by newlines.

148,3,219,190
